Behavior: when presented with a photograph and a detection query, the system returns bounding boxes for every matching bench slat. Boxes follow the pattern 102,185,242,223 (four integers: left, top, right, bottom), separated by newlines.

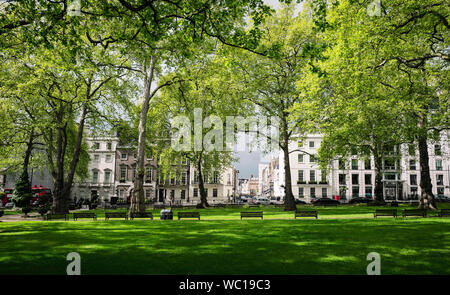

73,212,97,220
178,212,200,220
240,211,263,219
402,209,427,217
295,210,318,219
374,209,397,218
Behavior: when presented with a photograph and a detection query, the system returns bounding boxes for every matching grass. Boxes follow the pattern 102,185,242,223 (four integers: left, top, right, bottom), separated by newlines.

1,204,449,275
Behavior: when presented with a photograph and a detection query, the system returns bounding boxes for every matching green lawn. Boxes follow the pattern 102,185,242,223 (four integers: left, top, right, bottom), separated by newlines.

1,204,449,275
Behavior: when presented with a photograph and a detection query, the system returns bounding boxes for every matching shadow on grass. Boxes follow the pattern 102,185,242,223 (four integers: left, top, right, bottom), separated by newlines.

0,218,449,275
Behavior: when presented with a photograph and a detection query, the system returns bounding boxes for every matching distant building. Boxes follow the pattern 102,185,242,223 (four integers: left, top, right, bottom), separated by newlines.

279,131,450,203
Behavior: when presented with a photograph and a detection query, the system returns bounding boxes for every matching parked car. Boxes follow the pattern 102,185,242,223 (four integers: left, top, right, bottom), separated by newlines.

312,198,340,206
269,196,283,205
435,195,450,203
295,199,307,205
349,197,372,204
256,197,270,205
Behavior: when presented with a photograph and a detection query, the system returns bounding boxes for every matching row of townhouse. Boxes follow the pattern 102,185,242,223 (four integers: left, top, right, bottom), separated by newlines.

274,131,450,203
72,135,239,205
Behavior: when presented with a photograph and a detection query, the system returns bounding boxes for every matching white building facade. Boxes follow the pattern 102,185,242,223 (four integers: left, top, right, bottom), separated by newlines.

278,132,450,203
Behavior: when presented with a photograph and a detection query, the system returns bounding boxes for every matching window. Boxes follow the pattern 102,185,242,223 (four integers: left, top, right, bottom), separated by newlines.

93,154,100,162
435,144,442,156
194,171,199,184
365,187,372,197
410,174,417,186
436,159,443,171
437,175,444,186
320,171,327,183
352,159,358,170
339,174,346,185
352,174,359,185
299,187,304,198
352,186,359,197
213,171,219,184
322,188,327,198
104,171,110,184
213,188,218,198
384,158,395,170
309,170,316,182
364,159,371,170
309,141,315,148
365,174,372,185
107,142,112,150
205,189,208,197
411,187,418,196
121,153,128,160
193,188,198,198
181,172,187,185
310,187,316,197
298,170,304,182
93,142,100,150
437,187,444,196
409,160,416,170
408,144,415,156
309,155,316,163
120,167,127,182
119,189,124,199
181,190,186,199
339,159,345,170
298,154,304,163
385,173,396,180
145,167,152,183
106,154,112,163
92,171,98,183
145,189,151,200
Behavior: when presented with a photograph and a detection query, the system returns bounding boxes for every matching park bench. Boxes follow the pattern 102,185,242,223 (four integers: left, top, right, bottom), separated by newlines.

178,211,200,220
248,204,260,208
129,212,153,220
438,209,450,218
105,212,128,220
73,212,97,221
240,211,263,220
45,214,68,221
402,209,427,218
374,209,397,218
294,210,318,219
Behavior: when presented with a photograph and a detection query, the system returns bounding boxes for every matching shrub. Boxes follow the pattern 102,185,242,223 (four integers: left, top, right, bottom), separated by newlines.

12,171,33,215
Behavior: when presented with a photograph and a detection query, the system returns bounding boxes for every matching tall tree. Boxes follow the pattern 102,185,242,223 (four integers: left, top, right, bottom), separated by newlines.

225,4,320,210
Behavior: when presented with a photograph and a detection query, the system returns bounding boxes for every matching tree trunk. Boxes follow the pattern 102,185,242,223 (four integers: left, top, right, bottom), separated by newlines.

130,56,157,216
373,152,384,204
417,133,437,210
197,157,209,208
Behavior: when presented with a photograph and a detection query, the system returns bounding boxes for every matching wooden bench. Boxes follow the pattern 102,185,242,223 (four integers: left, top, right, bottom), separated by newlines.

402,209,427,218
295,210,318,219
178,211,200,220
105,212,128,220
240,211,263,220
129,212,153,220
45,214,68,221
73,212,97,221
438,209,450,217
374,209,397,218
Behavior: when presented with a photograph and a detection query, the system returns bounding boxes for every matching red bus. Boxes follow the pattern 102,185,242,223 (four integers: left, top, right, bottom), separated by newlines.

2,188,13,206
31,185,52,203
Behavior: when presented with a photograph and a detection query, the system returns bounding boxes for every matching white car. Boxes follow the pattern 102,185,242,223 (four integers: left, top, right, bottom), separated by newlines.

256,197,270,205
